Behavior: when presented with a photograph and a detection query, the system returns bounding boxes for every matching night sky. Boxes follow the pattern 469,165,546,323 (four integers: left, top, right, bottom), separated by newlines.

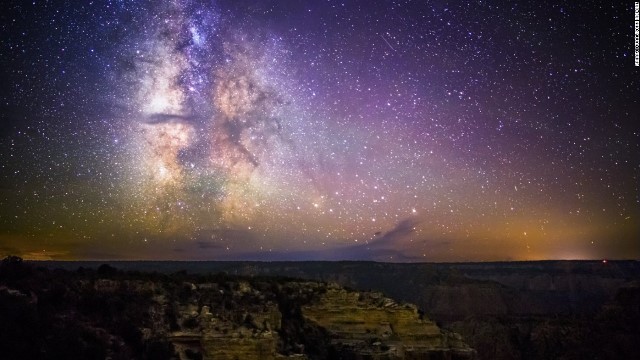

0,0,638,261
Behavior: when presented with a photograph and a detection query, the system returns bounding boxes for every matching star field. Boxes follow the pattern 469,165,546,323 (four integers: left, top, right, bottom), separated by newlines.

0,0,638,261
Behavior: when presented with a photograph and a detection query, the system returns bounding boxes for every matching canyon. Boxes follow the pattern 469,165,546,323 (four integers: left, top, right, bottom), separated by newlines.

1,256,476,359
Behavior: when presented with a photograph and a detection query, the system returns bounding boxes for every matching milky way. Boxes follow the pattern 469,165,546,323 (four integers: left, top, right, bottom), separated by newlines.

0,0,638,261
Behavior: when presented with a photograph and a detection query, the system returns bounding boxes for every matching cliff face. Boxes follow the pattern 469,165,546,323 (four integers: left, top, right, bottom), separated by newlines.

0,257,475,360
166,280,475,359
166,280,284,360
63,260,636,360
196,260,637,360
301,285,474,359
28,260,640,359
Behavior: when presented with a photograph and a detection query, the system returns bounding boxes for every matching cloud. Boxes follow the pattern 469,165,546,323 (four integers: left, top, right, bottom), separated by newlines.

142,113,197,124
196,241,222,250
69,250,121,260
20,250,70,261
371,218,420,246
234,218,424,262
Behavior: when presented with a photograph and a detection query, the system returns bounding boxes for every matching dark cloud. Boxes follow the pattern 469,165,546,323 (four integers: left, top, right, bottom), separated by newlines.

72,251,121,260
371,218,420,246
142,113,197,124
234,218,424,262
196,241,222,250
234,246,421,262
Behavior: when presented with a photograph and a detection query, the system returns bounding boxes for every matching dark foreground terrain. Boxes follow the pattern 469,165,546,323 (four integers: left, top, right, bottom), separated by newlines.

0,256,474,360
35,259,640,359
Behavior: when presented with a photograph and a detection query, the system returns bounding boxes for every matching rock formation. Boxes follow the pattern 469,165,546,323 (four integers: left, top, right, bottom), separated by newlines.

28,259,640,359
0,257,475,360
301,284,474,359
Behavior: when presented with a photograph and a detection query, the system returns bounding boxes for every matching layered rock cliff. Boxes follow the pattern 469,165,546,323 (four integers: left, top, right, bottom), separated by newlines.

300,284,473,359
0,257,475,360
30,259,640,359
45,260,636,359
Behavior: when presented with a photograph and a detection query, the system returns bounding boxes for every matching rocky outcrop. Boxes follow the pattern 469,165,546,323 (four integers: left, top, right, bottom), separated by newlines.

301,284,475,359
0,258,475,360
32,260,640,359
162,280,291,359
164,280,473,360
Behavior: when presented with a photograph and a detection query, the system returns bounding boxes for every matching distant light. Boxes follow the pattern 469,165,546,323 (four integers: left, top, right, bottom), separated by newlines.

602,259,607,264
